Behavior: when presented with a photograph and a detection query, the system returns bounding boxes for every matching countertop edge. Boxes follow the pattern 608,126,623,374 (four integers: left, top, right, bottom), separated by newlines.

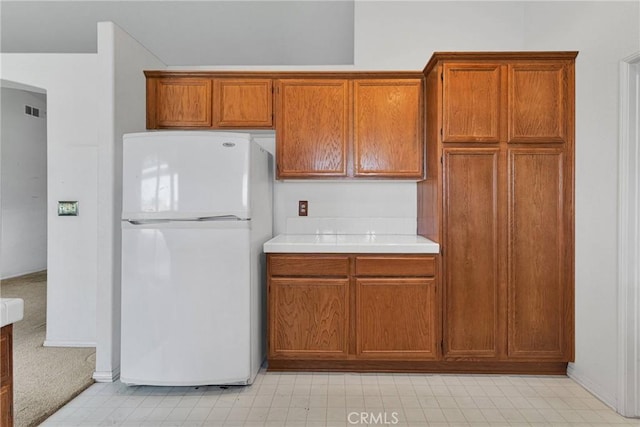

263,234,441,254
1,298,24,328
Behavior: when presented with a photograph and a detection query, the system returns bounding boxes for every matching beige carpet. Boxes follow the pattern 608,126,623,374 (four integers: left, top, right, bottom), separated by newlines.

0,271,95,427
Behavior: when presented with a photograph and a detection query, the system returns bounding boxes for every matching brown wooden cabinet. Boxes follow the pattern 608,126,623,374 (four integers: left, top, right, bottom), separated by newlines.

507,148,570,359
508,63,569,143
419,52,576,372
150,78,212,128
267,254,439,371
268,254,350,358
356,278,437,359
442,148,500,359
1,325,13,427
442,63,503,143
271,76,424,180
270,277,350,358
353,80,423,177
146,73,273,129
276,78,423,179
275,80,351,178
213,79,273,128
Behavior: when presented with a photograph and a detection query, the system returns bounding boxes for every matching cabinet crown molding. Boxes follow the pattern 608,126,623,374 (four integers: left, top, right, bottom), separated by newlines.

423,51,579,74
144,70,425,79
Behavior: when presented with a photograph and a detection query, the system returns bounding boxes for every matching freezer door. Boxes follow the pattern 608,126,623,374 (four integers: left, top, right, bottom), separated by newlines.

122,131,252,220
121,221,252,386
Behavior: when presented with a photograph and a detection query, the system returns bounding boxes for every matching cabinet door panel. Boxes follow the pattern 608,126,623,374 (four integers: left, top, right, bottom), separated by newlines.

443,149,499,358
269,278,349,358
156,78,212,127
508,149,568,359
356,278,438,359
213,79,273,128
353,80,423,177
508,63,569,143
442,64,502,143
276,80,350,178
0,385,11,427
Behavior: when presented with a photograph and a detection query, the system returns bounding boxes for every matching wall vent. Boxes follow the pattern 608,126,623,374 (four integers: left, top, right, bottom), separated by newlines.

24,105,42,117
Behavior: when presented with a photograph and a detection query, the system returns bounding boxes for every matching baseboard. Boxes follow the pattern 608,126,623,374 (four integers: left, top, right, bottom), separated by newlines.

268,359,567,375
0,269,47,281
93,367,120,383
567,363,617,410
43,340,96,348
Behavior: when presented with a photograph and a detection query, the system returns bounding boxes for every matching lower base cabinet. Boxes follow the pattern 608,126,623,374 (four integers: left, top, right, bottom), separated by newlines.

270,277,349,359
267,254,441,367
1,325,14,427
267,253,568,374
356,277,437,359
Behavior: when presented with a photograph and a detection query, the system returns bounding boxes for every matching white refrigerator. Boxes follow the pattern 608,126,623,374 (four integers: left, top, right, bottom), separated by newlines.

120,131,272,386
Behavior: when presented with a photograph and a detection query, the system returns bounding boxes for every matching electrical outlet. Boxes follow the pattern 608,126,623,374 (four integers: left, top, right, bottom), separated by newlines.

298,200,308,216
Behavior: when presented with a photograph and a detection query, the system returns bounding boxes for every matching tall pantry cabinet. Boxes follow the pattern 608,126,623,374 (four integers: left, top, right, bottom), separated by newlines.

419,52,577,371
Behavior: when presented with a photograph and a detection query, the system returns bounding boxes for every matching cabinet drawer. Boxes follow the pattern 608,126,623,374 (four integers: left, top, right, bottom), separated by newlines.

355,256,436,277
269,255,350,277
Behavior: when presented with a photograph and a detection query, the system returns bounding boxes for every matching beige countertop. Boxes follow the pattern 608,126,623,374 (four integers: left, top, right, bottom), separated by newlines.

263,234,440,254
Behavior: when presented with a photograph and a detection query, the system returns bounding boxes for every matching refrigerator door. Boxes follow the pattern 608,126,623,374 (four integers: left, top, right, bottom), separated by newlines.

120,220,251,386
122,131,252,221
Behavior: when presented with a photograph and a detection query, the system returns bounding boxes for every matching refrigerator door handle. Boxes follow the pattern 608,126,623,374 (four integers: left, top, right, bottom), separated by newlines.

124,215,248,225
195,215,248,222
126,219,171,225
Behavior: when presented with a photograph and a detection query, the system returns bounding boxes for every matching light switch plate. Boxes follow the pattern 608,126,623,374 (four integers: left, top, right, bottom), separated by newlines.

58,201,78,216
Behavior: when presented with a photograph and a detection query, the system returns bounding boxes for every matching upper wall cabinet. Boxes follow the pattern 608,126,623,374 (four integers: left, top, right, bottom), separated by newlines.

275,77,423,180
145,73,274,129
275,79,351,178
213,79,273,128
440,60,571,145
442,64,502,143
353,79,423,177
508,63,569,143
152,78,213,128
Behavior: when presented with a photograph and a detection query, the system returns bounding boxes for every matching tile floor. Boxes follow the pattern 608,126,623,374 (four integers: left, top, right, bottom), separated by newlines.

41,369,639,426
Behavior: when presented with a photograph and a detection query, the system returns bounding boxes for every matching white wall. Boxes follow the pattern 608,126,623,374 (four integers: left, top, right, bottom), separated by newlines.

1,1,355,66
94,22,165,382
521,1,640,408
0,87,47,279
354,1,526,70
0,54,98,346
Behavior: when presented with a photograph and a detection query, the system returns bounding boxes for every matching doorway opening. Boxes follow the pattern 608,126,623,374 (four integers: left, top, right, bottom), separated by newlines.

0,79,95,426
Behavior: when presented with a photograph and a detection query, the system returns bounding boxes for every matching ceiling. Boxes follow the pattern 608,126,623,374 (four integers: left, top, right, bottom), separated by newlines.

0,1,355,66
